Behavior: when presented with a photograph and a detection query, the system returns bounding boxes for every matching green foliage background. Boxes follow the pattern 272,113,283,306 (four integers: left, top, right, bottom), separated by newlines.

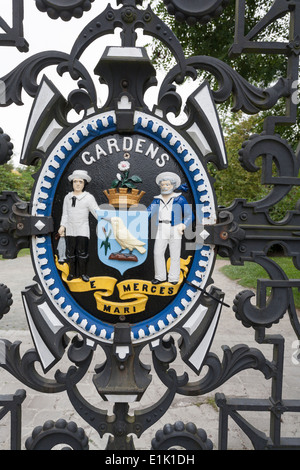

211,111,300,220
153,0,288,86
152,0,300,219
0,164,35,201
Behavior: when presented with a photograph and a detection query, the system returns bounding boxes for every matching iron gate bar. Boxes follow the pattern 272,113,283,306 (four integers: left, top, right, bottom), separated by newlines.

0,0,28,52
0,390,26,450
0,0,299,450
216,327,290,449
216,395,300,450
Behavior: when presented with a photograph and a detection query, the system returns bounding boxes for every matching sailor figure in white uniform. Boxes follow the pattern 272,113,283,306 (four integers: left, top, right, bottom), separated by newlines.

58,170,99,282
148,172,193,285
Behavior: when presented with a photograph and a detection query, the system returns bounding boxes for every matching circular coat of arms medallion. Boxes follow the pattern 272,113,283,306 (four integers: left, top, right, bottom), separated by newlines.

30,110,216,344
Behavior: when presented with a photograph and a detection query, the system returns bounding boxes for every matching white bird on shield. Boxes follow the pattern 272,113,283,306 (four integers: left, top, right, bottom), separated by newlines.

102,216,147,255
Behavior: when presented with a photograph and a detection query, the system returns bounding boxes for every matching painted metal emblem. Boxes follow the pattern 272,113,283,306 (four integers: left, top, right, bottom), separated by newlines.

18,40,227,378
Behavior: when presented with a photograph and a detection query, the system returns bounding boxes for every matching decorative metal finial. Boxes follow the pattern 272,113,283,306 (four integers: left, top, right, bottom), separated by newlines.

35,0,95,21
162,0,230,24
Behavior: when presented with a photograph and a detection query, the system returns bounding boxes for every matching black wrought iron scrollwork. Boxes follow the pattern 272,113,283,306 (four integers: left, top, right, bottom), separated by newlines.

0,51,97,109
238,133,300,210
158,55,291,116
0,0,299,451
54,340,190,450
233,256,291,329
151,334,274,397
69,2,187,81
0,339,67,393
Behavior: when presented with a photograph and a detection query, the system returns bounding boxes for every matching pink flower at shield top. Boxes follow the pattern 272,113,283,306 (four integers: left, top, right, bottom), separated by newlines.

111,160,142,189
118,161,130,172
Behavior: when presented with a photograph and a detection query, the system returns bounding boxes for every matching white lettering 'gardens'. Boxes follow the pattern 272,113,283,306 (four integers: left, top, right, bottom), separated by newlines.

81,136,170,168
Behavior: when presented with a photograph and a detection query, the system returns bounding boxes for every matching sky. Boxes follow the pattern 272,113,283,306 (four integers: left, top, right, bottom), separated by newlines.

0,0,176,166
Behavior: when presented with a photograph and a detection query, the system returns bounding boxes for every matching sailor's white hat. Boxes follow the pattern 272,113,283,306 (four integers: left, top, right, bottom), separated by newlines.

68,170,91,183
155,172,181,189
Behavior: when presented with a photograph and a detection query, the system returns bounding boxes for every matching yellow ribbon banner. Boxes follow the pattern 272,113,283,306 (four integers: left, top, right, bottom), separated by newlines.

56,256,191,316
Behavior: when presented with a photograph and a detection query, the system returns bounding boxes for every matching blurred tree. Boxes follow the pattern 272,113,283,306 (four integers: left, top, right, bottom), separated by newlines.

211,112,268,207
211,111,300,219
153,0,299,144
153,0,288,86
0,163,35,201
153,0,300,215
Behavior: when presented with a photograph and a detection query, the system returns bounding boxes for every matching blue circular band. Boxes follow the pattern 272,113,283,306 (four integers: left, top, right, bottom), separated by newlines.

32,112,215,343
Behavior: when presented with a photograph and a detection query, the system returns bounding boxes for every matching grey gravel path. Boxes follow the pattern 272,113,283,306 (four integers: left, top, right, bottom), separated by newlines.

0,256,299,450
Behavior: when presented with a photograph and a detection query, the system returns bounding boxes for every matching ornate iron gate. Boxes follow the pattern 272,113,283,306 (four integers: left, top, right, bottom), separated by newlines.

0,0,299,451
